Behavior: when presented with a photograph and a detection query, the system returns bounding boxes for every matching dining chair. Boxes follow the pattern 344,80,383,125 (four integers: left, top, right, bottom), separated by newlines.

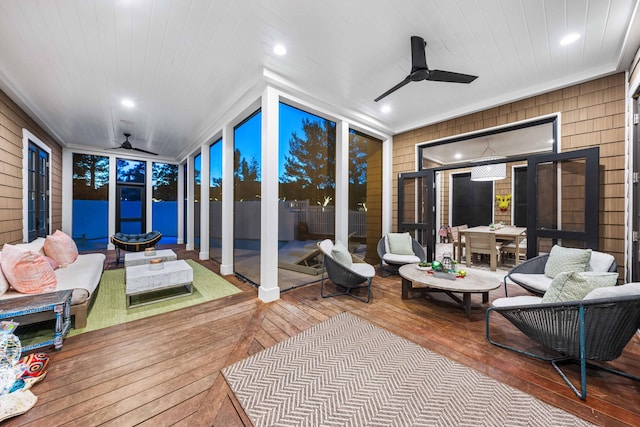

465,231,502,271
448,224,467,261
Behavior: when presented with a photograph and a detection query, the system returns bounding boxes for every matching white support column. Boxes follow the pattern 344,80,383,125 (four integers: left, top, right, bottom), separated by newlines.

200,144,211,260
61,148,73,234
382,136,393,235
220,124,235,275
186,155,195,251
107,156,117,249
335,120,349,244
146,160,153,232
177,163,185,244
259,86,280,302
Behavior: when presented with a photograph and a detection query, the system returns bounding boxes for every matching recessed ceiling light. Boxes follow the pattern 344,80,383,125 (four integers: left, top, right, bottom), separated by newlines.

454,153,462,159
381,105,391,113
560,33,580,46
273,44,287,56
121,98,135,108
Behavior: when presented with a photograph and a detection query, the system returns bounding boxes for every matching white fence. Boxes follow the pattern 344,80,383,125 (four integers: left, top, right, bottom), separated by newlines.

283,201,366,238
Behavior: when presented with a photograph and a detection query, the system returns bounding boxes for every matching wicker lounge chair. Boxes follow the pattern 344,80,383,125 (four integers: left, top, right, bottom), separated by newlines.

376,234,426,276
486,283,640,399
111,231,162,264
318,239,375,303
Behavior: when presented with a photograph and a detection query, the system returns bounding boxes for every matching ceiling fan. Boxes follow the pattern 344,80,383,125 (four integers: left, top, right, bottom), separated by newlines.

112,133,158,156
374,36,478,102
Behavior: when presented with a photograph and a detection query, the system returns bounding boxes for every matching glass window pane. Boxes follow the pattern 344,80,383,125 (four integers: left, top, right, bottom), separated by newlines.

152,162,178,244
117,159,146,183
536,162,557,229
234,110,262,285
348,129,382,263
194,154,201,250
72,153,109,251
278,103,335,287
560,159,586,233
209,139,222,261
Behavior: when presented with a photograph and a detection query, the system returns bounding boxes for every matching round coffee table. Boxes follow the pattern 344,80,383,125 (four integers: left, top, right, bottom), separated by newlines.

398,263,501,319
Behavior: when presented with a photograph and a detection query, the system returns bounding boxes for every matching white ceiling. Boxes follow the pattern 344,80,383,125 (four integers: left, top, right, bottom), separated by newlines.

0,0,638,160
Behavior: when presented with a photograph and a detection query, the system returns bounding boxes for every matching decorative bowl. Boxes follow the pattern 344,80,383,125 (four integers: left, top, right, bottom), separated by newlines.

416,265,431,271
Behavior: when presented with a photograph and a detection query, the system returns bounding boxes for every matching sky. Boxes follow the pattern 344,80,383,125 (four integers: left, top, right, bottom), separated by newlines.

208,103,327,182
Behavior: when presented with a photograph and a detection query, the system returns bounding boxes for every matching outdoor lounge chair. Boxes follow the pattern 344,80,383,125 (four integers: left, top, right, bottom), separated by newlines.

318,239,375,303
504,247,617,297
376,233,426,276
111,231,162,264
486,283,640,399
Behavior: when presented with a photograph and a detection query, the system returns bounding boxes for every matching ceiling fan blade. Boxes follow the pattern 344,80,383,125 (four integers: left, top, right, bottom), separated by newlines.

410,36,427,71
132,147,158,156
374,76,412,102
427,70,478,84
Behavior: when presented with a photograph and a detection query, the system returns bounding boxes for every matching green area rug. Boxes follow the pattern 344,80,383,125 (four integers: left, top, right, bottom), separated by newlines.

18,260,241,345
69,259,241,336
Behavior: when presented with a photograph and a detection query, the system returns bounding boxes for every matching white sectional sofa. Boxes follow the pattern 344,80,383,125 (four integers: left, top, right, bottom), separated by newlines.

0,237,105,328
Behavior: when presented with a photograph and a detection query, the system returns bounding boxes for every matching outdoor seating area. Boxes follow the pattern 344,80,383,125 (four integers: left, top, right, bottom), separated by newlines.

1,1,639,424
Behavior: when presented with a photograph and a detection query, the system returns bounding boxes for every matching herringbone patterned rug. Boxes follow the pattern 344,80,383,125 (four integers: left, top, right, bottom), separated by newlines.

223,312,594,426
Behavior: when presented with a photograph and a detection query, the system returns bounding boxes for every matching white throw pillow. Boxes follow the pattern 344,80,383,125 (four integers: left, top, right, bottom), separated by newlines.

544,245,591,279
386,233,414,255
331,240,352,268
541,271,617,303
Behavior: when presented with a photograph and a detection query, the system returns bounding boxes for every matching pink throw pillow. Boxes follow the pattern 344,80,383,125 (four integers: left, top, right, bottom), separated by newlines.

44,230,78,265
44,256,59,270
0,244,57,294
0,256,9,296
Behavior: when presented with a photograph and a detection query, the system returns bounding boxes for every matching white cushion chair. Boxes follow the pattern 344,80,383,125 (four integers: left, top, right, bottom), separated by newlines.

318,239,375,303
376,233,426,276
504,245,617,296
487,282,640,399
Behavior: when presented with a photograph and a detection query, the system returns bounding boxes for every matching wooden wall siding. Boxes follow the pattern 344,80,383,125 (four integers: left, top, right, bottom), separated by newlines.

0,89,62,245
392,73,626,271
364,141,383,263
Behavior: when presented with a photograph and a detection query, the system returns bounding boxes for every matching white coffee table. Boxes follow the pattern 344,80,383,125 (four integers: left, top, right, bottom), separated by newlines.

398,264,500,319
125,259,193,308
124,249,177,267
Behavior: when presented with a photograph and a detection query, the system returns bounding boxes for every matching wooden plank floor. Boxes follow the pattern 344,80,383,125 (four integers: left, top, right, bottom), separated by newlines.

5,245,640,426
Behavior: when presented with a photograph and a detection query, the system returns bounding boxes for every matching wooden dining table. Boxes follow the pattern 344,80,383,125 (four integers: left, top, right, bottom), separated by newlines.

457,225,527,265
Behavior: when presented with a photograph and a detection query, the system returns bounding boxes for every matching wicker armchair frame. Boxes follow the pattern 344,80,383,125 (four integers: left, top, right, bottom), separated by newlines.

111,231,163,263
486,294,640,399
376,236,426,277
318,242,374,303
504,253,617,297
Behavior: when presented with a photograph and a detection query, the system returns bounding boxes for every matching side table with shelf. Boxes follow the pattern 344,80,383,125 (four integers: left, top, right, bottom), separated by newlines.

0,290,72,353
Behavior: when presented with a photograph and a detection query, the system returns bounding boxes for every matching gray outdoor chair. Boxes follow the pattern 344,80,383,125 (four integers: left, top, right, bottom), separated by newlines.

376,234,426,276
504,250,617,297
486,283,640,399
318,239,375,303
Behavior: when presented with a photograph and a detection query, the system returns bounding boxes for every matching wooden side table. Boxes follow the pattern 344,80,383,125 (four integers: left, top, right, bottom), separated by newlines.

0,290,72,353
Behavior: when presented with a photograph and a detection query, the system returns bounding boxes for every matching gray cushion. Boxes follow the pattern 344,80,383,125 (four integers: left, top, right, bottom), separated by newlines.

544,245,591,278
386,233,414,255
541,271,618,303
331,240,352,268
